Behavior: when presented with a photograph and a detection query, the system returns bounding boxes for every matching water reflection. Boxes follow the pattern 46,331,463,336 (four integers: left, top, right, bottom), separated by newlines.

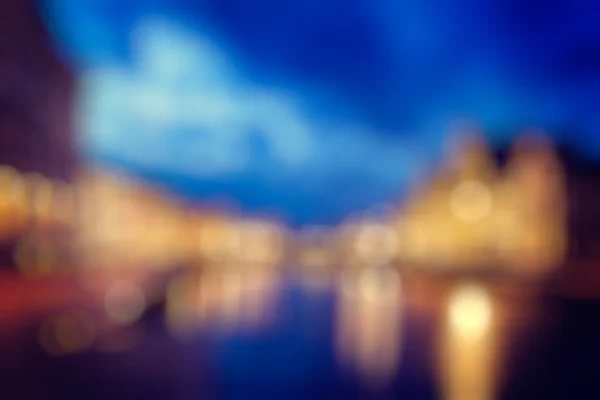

336,265,404,387
167,264,281,337
160,258,549,397
439,282,497,400
0,256,558,398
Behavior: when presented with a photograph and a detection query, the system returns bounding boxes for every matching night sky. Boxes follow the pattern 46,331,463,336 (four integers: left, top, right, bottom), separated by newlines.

41,0,600,224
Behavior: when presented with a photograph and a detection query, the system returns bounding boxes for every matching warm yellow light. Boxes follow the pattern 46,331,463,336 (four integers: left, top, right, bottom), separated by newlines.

198,219,240,262
448,283,492,340
355,224,398,263
0,166,27,238
450,180,493,223
357,267,401,304
337,266,403,387
299,249,331,269
52,181,76,224
27,173,55,224
0,166,25,206
236,221,282,266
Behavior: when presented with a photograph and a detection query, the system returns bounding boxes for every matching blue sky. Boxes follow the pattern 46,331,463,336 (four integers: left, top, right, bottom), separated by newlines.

42,0,600,224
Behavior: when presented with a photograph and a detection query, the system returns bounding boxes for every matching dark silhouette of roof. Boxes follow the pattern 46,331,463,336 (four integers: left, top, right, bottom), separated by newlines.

0,0,76,181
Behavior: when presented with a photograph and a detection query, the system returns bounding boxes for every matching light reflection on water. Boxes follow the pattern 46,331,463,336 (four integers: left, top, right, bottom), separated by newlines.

167,265,282,337
336,265,404,387
5,261,551,398
160,262,544,397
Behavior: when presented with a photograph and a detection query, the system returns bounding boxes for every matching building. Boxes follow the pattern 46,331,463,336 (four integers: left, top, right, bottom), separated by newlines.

395,131,567,278
0,0,76,270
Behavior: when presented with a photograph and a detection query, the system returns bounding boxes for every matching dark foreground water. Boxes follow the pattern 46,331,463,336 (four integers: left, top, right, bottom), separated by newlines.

0,270,599,399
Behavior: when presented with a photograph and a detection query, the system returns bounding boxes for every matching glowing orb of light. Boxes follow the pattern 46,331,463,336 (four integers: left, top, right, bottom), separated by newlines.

448,283,492,340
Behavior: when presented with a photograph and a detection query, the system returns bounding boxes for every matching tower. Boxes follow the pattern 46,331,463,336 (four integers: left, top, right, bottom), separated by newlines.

504,132,566,275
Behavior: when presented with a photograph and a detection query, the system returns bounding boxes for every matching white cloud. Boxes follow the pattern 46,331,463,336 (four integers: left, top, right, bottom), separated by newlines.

79,17,322,176
78,17,417,191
